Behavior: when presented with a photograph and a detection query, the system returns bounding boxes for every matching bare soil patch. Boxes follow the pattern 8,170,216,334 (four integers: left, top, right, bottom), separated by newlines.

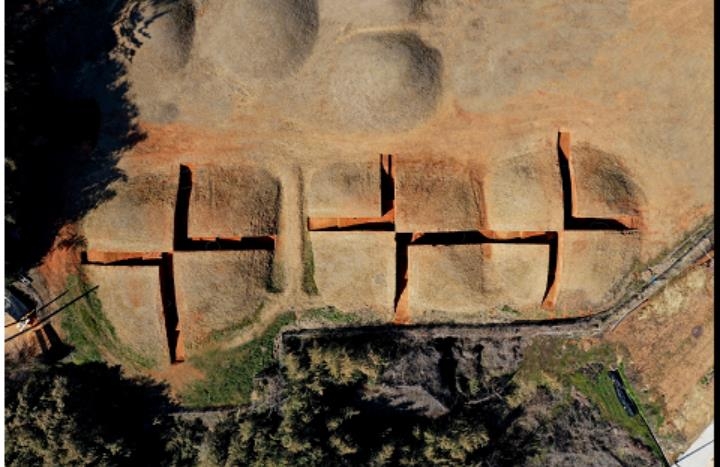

569,143,644,221
319,0,422,27
327,32,442,131
195,0,318,80
130,0,195,73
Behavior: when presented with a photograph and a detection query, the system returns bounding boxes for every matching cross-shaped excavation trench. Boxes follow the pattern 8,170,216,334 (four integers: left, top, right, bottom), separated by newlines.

82,164,277,364
307,131,639,323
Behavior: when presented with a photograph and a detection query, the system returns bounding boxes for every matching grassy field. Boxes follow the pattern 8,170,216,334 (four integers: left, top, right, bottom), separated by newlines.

60,275,156,370
300,306,362,326
181,312,296,408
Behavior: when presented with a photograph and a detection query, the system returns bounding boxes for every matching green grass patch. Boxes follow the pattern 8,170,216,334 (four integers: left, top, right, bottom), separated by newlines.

500,305,520,315
302,306,360,325
515,338,665,463
205,303,264,344
568,368,662,459
181,312,296,408
267,260,284,294
60,275,156,370
302,234,319,295
700,366,714,386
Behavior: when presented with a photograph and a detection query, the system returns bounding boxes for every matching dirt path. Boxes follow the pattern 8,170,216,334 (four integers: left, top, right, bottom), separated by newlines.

221,164,325,349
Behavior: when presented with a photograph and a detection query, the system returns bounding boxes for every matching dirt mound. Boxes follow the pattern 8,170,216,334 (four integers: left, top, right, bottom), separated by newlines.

309,231,395,320
131,0,195,72
482,151,563,232
328,32,442,131
187,165,280,239
556,230,641,313
196,0,318,80
408,243,549,321
570,143,644,220
80,170,177,253
395,157,481,232
173,251,272,353
306,160,381,218
83,265,169,368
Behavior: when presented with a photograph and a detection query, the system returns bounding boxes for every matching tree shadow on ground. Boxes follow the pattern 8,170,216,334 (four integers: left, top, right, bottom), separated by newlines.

4,0,174,278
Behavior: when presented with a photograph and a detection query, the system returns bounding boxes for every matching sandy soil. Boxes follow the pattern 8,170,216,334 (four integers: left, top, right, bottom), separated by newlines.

306,158,381,218
482,150,564,232
408,243,549,321
309,231,395,321
556,230,642,313
394,157,482,232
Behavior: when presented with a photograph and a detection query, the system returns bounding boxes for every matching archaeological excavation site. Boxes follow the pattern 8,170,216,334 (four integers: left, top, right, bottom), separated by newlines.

5,0,713,465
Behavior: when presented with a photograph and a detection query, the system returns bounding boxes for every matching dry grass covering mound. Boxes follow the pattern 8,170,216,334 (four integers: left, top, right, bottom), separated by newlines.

395,158,481,232
409,243,549,321
198,0,318,79
483,151,563,231
328,32,442,131
309,232,395,320
188,165,280,239
173,251,272,353
80,171,177,252
131,0,195,72
83,265,169,368
571,144,643,219
306,160,381,218
556,231,641,313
